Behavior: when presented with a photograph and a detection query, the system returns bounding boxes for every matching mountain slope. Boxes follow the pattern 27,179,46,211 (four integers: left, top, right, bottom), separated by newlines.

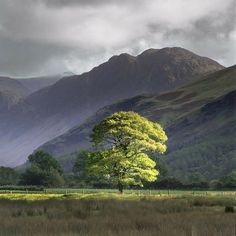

18,76,60,93
17,73,74,93
0,77,29,112
0,47,224,166
39,65,236,178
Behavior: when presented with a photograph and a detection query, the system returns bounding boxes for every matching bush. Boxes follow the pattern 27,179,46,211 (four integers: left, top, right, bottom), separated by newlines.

225,206,234,213
220,172,236,189
154,177,183,189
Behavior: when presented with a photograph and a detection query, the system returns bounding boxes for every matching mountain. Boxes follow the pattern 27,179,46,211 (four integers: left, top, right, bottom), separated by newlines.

0,47,224,166
0,73,65,114
17,73,74,93
18,76,60,93
0,77,29,113
39,65,236,178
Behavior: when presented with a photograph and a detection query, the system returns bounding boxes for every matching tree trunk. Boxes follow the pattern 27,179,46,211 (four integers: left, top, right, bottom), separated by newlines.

118,182,123,194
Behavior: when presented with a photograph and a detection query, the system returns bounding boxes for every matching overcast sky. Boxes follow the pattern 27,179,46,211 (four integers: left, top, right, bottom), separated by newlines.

0,0,235,77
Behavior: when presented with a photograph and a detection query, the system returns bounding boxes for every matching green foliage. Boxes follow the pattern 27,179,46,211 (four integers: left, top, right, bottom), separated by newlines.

0,167,18,185
21,151,64,187
187,172,206,183
156,177,184,189
72,151,97,187
88,111,167,192
28,151,62,174
219,171,236,189
73,151,89,177
155,157,169,179
20,165,44,186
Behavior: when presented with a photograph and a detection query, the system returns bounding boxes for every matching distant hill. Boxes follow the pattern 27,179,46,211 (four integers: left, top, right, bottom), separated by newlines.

0,77,29,113
39,65,236,179
0,47,224,166
0,73,66,114
18,76,61,93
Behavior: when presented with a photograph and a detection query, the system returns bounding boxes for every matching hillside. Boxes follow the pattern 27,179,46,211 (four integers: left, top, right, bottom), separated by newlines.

17,73,74,93
18,76,60,93
0,47,224,166
0,77,29,112
39,65,236,179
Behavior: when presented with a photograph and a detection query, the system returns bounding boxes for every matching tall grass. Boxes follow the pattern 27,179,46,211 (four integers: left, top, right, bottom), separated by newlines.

0,196,235,236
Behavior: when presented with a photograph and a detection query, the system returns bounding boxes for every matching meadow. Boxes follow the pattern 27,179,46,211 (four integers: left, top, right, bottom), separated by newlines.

0,190,235,236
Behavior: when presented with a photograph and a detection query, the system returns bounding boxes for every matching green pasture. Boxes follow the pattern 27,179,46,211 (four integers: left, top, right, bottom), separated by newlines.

0,189,235,201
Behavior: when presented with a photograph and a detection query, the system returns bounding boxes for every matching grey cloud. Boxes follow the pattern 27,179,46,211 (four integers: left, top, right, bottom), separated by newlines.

7,0,134,8
0,0,235,77
41,0,127,7
0,36,73,77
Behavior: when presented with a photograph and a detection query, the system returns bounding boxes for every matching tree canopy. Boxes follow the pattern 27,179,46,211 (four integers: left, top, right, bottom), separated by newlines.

219,171,236,189
21,151,64,187
0,166,18,185
88,111,168,193
28,151,62,174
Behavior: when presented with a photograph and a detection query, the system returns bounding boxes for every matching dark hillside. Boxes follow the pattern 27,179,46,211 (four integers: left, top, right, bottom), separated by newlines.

39,66,236,178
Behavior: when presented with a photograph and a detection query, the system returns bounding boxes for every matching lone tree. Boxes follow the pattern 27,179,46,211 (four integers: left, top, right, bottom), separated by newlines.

88,111,168,193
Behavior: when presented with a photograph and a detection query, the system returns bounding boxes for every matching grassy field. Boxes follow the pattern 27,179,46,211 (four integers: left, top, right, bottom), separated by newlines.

0,190,235,235
0,188,235,200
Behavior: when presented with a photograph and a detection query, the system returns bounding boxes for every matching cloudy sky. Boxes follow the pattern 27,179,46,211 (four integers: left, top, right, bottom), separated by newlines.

0,0,235,77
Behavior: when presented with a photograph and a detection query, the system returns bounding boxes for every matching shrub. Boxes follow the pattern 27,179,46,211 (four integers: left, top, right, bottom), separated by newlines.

225,206,234,213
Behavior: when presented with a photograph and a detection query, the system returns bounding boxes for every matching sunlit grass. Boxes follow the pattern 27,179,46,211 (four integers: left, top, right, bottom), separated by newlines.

0,190,235,202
